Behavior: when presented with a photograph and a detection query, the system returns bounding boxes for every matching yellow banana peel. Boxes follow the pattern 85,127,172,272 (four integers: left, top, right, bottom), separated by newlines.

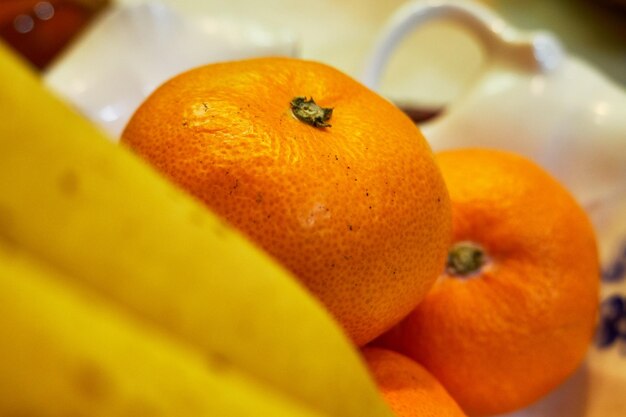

0,242,326,417
0,41,392,417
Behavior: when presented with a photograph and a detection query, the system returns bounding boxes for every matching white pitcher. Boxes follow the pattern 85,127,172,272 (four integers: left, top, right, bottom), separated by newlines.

362,0,626,220
363,2,626,415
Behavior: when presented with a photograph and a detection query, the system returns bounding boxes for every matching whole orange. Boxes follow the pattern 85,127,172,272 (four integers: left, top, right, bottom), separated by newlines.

375,148,600,416
120,57,451,346
362,347,467,417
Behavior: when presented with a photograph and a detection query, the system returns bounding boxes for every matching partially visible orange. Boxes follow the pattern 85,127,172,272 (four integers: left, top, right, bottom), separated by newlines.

120,57,451,346
362,347,467,417
375,148,600,416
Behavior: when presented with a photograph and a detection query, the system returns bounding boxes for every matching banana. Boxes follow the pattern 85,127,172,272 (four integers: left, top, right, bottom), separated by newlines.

0,41,392,417
0,242,327,417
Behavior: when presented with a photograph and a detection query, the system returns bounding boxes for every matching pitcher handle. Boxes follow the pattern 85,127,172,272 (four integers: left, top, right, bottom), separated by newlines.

361,0,564,91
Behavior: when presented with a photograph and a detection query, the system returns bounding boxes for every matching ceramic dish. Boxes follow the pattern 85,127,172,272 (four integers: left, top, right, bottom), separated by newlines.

43,0,297,137
43,1,626,414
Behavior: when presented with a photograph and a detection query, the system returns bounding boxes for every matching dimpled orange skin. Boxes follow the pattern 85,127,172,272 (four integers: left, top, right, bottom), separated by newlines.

362,347,468,417
376,149,600,416
120,57,451,346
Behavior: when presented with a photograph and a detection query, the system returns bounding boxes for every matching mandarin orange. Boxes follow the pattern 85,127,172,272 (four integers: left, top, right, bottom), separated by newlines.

120,57,451,346
362,347,467,417
375,148,600,416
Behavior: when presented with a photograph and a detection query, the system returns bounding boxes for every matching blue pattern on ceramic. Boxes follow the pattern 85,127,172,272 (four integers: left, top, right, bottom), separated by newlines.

602,242,626,283
596,295,626,348
596,240,626,351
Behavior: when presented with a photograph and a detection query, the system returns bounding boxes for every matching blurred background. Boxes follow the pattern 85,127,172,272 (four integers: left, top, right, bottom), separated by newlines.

1,0,624,110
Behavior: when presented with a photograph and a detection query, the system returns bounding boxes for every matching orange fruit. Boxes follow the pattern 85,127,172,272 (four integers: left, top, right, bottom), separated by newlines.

362,346,467,417
120,57,451,346
375,148,600,416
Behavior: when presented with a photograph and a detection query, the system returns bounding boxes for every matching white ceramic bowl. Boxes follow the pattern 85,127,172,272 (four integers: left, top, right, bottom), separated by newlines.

43,1,626,414
44,0,298,138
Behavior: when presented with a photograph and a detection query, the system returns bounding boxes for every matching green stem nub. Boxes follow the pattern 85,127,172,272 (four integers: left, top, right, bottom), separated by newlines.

290,97,333,128
446,241,486,277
